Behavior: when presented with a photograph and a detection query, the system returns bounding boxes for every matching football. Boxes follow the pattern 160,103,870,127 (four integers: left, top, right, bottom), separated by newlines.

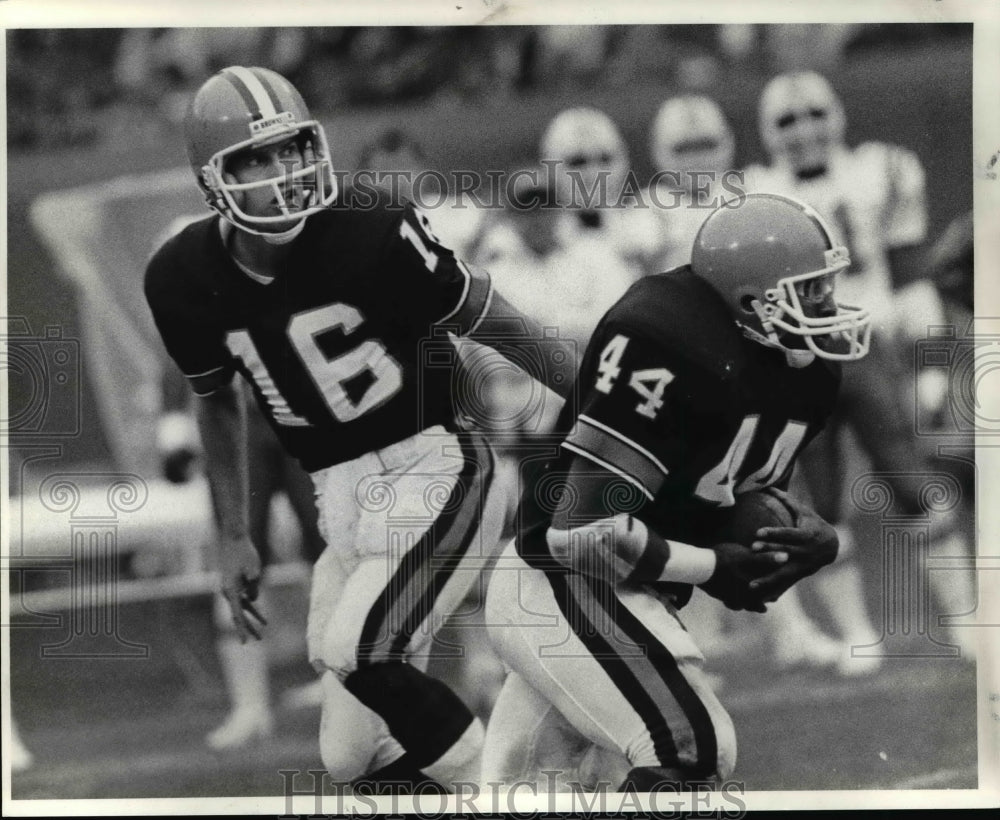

713,489,798,547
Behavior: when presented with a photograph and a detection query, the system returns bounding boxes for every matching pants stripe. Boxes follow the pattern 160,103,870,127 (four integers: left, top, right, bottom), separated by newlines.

590,578,720,778
389,436,494,658
549,570,680,766
357,435,491,666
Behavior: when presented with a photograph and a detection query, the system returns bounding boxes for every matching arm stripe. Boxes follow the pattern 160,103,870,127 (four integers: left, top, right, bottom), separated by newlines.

188,367,235,397
578,414,669,475
440,262,493,335
184,364,228,379
564,420,667,498
561,441,656,502
466,278,494,336
438,258,472,324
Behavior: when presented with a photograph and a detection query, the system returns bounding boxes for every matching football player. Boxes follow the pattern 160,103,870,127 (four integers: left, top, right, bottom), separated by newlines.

745,71,972,666
540,105,659,287
144,66,575,789
645,94,845,673
481,193,868,790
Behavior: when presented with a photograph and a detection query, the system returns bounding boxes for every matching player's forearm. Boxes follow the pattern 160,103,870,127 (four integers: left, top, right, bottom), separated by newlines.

468,289,577,399
195,382,250,540
546,513,716,586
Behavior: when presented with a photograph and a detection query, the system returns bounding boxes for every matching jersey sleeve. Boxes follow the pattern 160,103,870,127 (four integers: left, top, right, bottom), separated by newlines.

144,246,237,396
561,324,711,502
383,204,494,337
874,143,928,248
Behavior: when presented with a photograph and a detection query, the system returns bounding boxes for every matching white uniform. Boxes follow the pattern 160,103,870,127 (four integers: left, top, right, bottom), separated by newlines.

306,427,510,776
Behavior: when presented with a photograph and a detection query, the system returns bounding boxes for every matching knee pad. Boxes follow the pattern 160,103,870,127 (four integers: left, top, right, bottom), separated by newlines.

343,663,478,768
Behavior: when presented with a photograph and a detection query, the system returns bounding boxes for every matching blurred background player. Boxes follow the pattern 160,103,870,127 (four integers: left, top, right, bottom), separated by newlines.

744,70,974,666
539,106,659,287
157,364,325,749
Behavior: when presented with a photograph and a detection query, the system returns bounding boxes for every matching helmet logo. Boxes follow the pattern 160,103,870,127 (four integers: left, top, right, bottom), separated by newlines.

824,246,849,266
249,111,296,137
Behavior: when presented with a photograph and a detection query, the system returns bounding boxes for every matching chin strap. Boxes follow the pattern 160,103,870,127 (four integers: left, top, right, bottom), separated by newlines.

739,323,816,368
261,218,306,245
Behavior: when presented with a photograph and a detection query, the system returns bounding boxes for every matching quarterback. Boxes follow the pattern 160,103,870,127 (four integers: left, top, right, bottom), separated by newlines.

482,193,869,789
144,66,574,789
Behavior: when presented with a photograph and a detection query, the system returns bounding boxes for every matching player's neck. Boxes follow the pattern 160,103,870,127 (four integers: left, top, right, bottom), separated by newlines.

227,224,296,282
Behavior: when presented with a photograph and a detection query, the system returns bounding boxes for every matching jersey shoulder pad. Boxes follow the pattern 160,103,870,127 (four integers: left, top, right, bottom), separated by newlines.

602,266,744,380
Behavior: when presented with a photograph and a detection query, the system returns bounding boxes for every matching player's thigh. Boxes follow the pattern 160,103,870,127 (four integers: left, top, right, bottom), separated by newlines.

486,546,733,778
313,434,506,674
305,469,362,670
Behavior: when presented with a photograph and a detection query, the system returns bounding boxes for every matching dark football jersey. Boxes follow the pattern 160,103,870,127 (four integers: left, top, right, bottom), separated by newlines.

144,192,492,471
517,266,841,588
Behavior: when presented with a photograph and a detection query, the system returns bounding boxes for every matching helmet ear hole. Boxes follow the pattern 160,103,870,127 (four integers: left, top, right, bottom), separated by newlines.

738,293,758,315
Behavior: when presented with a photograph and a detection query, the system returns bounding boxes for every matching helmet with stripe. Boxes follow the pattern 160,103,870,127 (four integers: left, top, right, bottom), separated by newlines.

691,192,870,362
184,66,337,236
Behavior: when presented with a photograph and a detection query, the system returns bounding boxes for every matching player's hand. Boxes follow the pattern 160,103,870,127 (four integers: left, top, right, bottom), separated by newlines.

219,534,267,643
747,489,839,602
698,541,789,613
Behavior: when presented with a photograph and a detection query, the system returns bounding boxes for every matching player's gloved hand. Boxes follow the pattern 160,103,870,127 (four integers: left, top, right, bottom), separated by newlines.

219,534,267,643
747,489,839,602
698,541,789,613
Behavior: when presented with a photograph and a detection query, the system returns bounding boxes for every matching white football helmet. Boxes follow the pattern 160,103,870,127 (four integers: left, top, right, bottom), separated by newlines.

540,106,629,208
758,71,846,176
650,95,735,193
